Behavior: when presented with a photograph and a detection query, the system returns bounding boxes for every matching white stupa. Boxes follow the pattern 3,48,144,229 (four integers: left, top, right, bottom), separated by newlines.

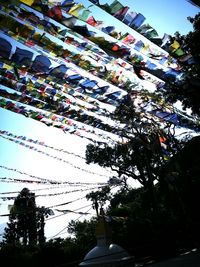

79,212,135,267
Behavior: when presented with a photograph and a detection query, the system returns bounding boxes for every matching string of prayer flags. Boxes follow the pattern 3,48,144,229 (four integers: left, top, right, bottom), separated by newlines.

0,130,85,159
0,0,199,149
0,165,108,186
0,135,111,178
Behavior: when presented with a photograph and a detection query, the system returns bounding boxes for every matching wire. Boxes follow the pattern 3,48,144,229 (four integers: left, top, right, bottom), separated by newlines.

47,207,93,240
0,135,111,178
48,225,69,240
74,206,93,222
0,165,108,186
0,129,85,160
0,184,104,200
46,204,92,221
0,185,88,195
48,196,86,209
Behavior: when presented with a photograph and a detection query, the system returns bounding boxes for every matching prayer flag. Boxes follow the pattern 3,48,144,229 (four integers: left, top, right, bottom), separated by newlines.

109,0,124,15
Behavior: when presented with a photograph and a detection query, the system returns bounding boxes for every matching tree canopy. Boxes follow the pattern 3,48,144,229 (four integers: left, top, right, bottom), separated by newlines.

160,13,200,116
3,188,52,246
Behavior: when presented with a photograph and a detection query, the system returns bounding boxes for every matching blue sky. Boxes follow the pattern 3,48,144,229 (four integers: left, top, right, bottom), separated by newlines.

125,0,199,36
0,0,199,239
78,0,200,36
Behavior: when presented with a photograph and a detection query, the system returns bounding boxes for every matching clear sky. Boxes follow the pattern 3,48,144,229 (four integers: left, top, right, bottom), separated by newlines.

79,0,200,36
0,0,199,240
125,0,199,36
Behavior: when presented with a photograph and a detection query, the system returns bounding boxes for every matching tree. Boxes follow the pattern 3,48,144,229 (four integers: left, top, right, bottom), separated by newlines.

86,186,111,216
3,188,37,246
67,219,97,256
97,136,200,257
3,188,52,246
160,13,200,116
160,135,200,224
86,92,181,211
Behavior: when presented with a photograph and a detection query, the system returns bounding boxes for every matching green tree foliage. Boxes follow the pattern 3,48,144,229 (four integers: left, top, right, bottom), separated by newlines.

3,188,37,246
86,186,111,216
86,94,181,212
68,219,97,251
160,13,200,116
3,188,52,246
102,135,200,258
160,136,200,231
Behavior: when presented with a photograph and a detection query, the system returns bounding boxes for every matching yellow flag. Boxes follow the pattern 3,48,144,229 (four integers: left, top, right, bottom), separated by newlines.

169,40,180,52
68,3,84,17
20,0,35,5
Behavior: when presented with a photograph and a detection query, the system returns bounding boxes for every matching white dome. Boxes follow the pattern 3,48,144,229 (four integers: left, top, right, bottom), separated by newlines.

79,243,131,266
